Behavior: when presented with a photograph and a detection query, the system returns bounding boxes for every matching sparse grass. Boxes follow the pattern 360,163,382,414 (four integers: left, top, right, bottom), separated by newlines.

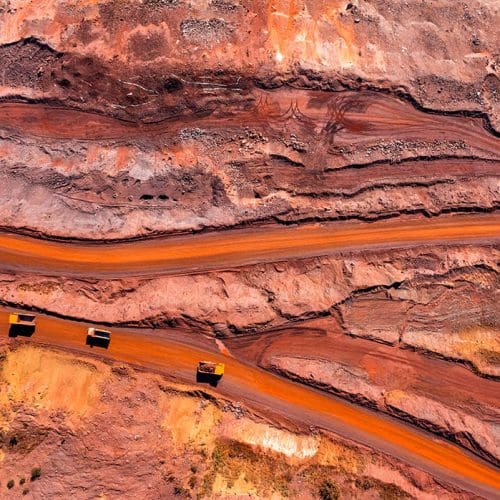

315,439,365,474
3,428,48,455
144,0,179,6
18,281,59,295
2,346,105,419
379,482,412,500
301,465,347,499
477,348,500,366
200,439,292,497
319,479,340,500
162,471,175,483
354,476,412,499
354,477,372,490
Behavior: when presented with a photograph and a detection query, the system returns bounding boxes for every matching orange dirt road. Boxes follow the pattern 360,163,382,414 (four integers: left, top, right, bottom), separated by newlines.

1,309,499,497
1,214,499,277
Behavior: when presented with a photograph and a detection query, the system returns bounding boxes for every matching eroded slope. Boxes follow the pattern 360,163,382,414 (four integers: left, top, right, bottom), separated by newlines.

0,344,471,499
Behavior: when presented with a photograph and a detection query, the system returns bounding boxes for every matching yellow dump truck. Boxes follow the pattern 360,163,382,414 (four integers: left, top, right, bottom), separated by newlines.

197,361,225,378
9,313,36,326
8,313,37,337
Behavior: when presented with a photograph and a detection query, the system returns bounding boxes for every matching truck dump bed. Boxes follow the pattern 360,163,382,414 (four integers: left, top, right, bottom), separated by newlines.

197,361,225,376
87,328,111,340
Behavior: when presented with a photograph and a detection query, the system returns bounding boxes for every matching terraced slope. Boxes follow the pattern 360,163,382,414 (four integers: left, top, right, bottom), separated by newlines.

0,1,499,498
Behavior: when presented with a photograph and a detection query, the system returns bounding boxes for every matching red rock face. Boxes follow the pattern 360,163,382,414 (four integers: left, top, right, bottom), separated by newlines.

0,1,499,498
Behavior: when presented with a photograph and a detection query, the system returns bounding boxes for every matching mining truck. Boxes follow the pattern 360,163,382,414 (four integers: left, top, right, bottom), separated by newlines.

87,327,111,348
197,361,225,385
8,313,37,337
9,313,36,326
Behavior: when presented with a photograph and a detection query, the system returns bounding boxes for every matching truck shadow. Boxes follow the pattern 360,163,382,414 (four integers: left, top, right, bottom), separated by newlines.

86,336,110,349
196,372,221,387
8,325,35,337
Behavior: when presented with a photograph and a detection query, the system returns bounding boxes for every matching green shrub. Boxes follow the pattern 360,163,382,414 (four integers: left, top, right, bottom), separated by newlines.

30,467,42,481
173,485,189,496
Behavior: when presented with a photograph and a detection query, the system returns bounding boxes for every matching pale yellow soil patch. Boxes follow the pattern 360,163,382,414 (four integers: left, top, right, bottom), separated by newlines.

315,437,365,475
0,345,108,424
454,326,500,375
160,393,221,450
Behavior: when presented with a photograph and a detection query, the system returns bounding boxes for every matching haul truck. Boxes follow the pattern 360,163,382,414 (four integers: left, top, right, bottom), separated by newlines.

197,361,225,386
87,327,111,348
8,313,37,337
9,313,36,326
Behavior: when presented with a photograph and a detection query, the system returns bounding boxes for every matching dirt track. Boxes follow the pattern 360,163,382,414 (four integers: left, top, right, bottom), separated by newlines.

1,308,499,497
1,92,499,156
0,214,498,277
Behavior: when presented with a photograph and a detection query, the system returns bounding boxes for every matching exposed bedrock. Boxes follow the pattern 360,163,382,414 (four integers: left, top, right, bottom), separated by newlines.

2,243,498,465
1,0,499,491
1,2,498,239
0,1,499,128
0,92,498,239
2,245,498,377
264,354,499,465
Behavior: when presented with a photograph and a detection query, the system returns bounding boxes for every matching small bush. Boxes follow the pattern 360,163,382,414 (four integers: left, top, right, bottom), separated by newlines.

19,477,26,485
30,467,42,481
23,489,30,496
319,479,340,500
355,477,372,490
7,480,15,489
355,476,410,500
190,464,198,473
378,482,410,500
163,472,175,483
173,485,189,496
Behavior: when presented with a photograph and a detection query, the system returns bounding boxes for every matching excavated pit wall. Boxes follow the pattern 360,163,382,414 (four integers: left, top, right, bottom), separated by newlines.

0,0,499,493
